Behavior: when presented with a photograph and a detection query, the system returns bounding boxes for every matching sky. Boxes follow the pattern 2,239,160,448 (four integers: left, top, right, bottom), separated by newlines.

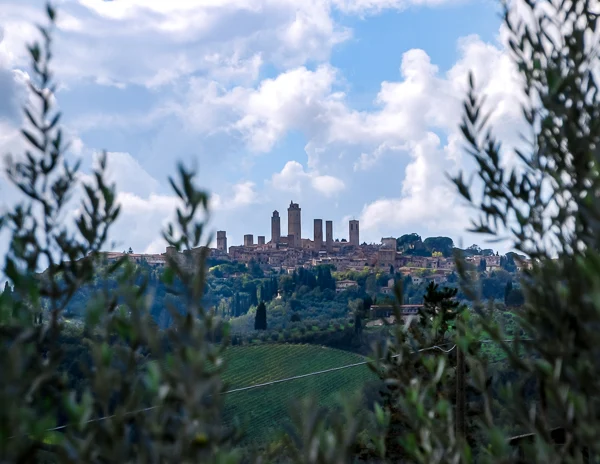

0,0,528,256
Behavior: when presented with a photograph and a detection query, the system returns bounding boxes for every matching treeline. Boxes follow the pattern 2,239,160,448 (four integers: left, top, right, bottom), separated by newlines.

47,258,525,330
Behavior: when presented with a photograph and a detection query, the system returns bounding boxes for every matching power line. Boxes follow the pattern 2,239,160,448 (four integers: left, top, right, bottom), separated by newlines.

41,338,532,434
225,343,457,395
42,343,455,433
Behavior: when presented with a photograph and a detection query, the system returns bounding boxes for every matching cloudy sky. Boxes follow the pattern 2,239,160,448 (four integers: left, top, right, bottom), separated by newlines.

0,0,526,255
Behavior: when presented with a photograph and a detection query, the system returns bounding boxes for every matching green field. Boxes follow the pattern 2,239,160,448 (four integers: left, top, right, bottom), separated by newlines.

220,344,377,446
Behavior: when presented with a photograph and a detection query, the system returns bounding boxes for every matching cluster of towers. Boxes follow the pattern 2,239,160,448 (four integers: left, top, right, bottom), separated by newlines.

215,200,360,253
269,201,359,251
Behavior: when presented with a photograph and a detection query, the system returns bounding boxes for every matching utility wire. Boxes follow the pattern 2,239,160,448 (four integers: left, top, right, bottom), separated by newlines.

41,338,532,434
42,343,455,433
225,343,457,395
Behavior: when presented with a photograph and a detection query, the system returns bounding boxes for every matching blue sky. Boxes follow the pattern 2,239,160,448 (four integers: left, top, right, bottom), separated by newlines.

0,0,525,255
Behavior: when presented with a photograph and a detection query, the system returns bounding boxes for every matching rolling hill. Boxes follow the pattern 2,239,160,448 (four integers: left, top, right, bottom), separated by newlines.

220,344,378,446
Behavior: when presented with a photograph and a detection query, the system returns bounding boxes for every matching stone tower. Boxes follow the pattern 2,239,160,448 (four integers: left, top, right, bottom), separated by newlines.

349,220,359,247
325,220,333,253
287,201,301,248
216,230,227,252
271,210,281,244
258,236,265,245
244,234,254,247
314,219,323,250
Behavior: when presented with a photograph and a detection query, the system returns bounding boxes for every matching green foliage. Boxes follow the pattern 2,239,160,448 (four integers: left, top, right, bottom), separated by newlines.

418,282,461,344
396,233,422,251
423,236,454,257
254,301,267,330
219,345,376,447
0,7,236,462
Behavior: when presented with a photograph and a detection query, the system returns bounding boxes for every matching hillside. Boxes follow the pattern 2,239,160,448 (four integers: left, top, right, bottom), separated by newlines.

220,344,378,446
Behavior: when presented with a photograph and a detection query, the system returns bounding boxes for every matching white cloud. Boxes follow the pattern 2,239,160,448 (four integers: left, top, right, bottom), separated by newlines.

0,0,543,254
311,175,345,196
0,0,351,89
270,161,345,197
359,133,466,232
0,0,475,93
211,180,259,210
175,65,339,151
94,151,162,198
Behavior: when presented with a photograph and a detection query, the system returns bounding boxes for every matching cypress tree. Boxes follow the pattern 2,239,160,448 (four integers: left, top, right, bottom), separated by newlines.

504,281,513,306
254,301,267,330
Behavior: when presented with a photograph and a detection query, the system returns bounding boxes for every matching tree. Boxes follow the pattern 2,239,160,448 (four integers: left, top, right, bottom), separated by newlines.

478,258,487,272
363,295,373,311
354,311,363,338
248,259,264,278
396,233,421,251
418,282,460,344
365,274,377,294
464,244,482,256
423,236,454,257
316,266,335,291
254,301,267,330
290,313,301,323
0,8,237,462
505,286,525,307
500,253,517,272
504,280,513,305
446,0,600,459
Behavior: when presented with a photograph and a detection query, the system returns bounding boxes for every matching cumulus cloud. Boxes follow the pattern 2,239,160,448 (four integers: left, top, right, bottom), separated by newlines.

95,151,162,198
0,0,351,89
0,0,541,252
359,133,467,233
271,161,345,197
173,65,339,152
211,181,260,210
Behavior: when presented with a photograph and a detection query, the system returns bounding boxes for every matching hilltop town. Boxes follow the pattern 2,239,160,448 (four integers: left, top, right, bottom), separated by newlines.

104,199,530,287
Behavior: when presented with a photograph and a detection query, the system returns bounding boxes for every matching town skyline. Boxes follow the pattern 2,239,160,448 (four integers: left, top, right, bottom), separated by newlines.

0,0,517,259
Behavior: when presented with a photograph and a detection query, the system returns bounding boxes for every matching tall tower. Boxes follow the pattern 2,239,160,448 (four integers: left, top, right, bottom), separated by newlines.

216,230,227,252
287,201,301,248
271,210,281,244
244,234,254,247
257,236,265,245
314,219,323,250
325,220,333,253
349,220,359,247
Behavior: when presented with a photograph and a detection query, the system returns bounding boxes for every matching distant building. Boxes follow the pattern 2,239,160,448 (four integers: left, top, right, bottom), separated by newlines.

244,234,254,247
314,219,323,250
257,236,265,245
381,237,396,250
287,201,301,248
335,279,359,293
326,220,333,253
367,304,422,327
216,230,227,252
349,220,359,247
271,211,281,244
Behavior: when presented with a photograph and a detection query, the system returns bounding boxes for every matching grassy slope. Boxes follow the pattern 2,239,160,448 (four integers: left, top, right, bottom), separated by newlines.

220,344,377,446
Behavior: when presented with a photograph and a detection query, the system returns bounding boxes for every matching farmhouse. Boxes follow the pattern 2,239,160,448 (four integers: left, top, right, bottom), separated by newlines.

335,279,359,293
